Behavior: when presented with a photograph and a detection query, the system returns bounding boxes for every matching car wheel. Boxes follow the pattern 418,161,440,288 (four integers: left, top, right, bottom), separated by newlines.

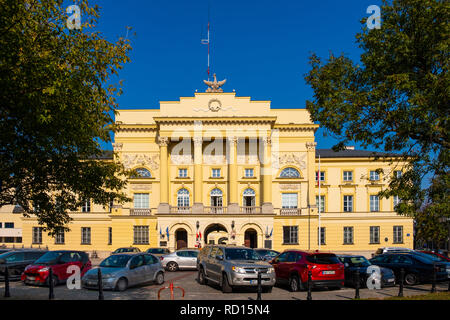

221,274,233,293
198,267,208,285
404,273,418,286
166,262,178,272
115,278,128,292
289,274,300,292
154,272,164,285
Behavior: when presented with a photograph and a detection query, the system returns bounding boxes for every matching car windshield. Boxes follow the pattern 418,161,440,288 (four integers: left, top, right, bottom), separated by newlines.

347,256,371,267
306,254,340,264
224,248,261,261
100,255,132,268
34,251,63,264
0,252,14,260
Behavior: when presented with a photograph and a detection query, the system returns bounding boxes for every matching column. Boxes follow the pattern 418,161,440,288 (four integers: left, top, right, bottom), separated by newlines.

193,137,203,213
228,136,239,213
261,136,273,213
158,136,170,213
306,142,317,213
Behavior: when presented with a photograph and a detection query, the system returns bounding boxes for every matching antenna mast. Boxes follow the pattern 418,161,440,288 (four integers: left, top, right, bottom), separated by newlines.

201,1,211,81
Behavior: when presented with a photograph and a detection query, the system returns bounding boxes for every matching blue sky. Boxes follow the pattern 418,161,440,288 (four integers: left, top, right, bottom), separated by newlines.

91,0,383,150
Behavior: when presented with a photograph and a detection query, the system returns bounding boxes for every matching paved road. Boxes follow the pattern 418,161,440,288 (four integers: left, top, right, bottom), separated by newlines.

1,270,448,300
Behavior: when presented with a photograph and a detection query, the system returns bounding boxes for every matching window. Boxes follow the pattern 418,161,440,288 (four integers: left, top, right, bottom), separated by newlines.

393,226,403,244
210,188,223,209
32,227,43,244
370,226,380,244
4,222,14,228
245,168,254,178
243,188,256,207
318,227,326,245
316,171,325,182
394,170,402,179
134,193,149,209
178,168,188,178
343,195,353,212
212,168,221,178
133,226,149,245
131,168,152,178
177,189,190,207
283,226,298,244
109,199,114,213
81,199,91,212
343,227,353,244
343,171,353,182
129,255,145,268
393,195,401,208
316,195,325,212
370,170,380,181
81,227,91,244
280,167,301,178
108,227,112,245
55,228,65,244
370,195,380,212
282,193,298,208
0,223,2,228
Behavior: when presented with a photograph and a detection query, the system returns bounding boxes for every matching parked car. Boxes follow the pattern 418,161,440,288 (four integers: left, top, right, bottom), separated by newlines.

270,250,345,292
0,249,12,254
197,245,276,293
418,250,450,262
337,255,396,288
412,251,450,278
255,249,280,262
82,253,164,291
161,249,199,271
374,247,413,256
21,250,91,286
111,247,141,254
0,250,47,281
369,252,448,285
145,248,171,257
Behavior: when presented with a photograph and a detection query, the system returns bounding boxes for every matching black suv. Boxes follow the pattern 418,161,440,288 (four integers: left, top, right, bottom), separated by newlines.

0,249,48,280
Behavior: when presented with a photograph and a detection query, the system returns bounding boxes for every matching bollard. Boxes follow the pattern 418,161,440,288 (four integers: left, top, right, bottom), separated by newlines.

354,269,360,299
448,278,450,292
257,271,262,301
48,268,54,300
98,268,104,300
4,266,10,298
307,270,312,301
431,264,437,293
398,268,404,297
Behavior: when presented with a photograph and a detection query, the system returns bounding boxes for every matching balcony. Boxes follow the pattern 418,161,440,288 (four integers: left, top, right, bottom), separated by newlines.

239,206,262,214
130,208,152,216
203,206,227,214
278,208,302,216
170,206,192,213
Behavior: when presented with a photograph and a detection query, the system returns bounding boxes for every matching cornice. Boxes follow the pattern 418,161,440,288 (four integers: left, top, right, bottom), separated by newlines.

153,117,277,125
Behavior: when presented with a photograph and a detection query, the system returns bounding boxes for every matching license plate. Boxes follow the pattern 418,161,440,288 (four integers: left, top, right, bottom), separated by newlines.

322,271,335,275
27,276,35,281
87,281,97,286
387,278,394,282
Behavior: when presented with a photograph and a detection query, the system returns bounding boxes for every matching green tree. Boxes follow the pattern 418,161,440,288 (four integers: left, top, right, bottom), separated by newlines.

0,0,133,235
305,0,449,226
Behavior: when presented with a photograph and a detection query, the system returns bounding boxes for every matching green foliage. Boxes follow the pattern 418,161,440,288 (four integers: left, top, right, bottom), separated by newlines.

305,0,449,241
0,0,133,235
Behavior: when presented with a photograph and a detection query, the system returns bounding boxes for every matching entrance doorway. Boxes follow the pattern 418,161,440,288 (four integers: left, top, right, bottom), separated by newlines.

175,229,188,250
244,228,257,248
204,224,228,245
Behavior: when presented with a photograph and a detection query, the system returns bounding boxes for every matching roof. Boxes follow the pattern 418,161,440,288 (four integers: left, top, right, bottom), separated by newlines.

316,149,401,159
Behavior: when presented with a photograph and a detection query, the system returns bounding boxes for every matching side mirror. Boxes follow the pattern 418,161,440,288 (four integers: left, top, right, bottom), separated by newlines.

129,264,136,270
344,263,349,267
216,255,224,261
271,258,278,264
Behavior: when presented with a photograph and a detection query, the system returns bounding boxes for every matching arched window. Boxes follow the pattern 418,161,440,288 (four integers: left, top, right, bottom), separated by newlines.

210,188,223,212
243,188,256,210
177,189,190,207
279,167,301,178
131,167,152,178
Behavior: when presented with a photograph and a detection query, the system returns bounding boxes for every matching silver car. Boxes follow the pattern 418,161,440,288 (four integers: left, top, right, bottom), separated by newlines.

161,249,199,272
197,245,276,293
82,253,164,291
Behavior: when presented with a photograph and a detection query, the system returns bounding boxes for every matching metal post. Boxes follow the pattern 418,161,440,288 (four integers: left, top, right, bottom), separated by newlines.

398,268,404,297
98,268,104,300
431,263,436,293
354,269,360,299
307,270,312,300
48,267,54,300
447,278,450,292
4,266,10,298
257,271,262,300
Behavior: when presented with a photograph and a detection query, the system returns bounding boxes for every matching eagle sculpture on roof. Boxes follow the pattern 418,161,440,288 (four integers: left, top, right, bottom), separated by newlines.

203,74,227,92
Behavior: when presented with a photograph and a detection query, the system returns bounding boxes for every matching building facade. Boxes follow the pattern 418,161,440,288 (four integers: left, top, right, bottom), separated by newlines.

2,81,414,257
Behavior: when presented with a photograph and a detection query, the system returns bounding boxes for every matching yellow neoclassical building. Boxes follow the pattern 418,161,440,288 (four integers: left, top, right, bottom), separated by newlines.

1,78,414,257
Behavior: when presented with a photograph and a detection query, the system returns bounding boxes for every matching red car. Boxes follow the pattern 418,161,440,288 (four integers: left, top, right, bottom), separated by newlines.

270,250,345,292
418,251,450,262
21,250,91,286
